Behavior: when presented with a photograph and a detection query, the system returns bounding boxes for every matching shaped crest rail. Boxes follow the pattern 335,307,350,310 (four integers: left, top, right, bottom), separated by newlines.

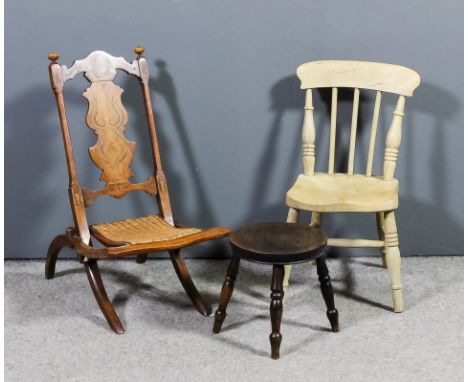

81,177,158,207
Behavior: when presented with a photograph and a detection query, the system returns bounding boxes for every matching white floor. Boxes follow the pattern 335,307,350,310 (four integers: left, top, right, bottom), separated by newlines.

5,257,463,382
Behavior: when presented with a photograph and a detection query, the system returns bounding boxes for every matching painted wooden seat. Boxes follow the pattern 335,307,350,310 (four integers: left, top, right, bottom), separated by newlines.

286,173,398,212
283,60,421,313
44,47,230,334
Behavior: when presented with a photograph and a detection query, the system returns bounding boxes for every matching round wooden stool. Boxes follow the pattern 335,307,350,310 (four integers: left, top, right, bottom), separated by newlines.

212,222,340,359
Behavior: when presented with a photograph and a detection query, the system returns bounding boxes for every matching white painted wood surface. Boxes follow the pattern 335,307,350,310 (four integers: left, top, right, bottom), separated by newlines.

297,60,421,96
366,91,382,176
327,238,384,248
286,173,398,212
384,95,405,180
347,88,360,174
302,89,316,176
61,51,140,82
328,87,338,175
283,208,298,289
283,60,420,313
383,211,403,312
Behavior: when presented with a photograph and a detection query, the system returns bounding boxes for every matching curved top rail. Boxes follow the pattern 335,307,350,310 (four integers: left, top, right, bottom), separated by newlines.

297,60,420,96
59,50,140,82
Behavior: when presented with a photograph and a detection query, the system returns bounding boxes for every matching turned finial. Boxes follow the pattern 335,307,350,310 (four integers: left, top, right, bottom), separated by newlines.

134,46,145,56
48,52,60,62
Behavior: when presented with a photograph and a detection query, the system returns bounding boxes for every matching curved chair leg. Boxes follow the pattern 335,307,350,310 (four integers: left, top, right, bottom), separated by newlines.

376,212,387,268
383,211,403,313
84,259,125,334
169,249,212,316
136,254,148,264
45,234,73,279
283,208,299,290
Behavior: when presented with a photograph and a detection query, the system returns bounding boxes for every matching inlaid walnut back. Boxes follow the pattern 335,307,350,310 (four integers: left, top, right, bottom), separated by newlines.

84,81,136,184
283,60,421,314
48,49,162,216
46,48,230,334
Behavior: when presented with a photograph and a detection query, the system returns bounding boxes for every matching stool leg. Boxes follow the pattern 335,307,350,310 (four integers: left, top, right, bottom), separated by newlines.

270,265,285,360
213,256,240,334
315,257,340,332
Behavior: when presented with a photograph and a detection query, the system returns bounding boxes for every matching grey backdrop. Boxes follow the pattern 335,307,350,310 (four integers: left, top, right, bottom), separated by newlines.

5,0,463,258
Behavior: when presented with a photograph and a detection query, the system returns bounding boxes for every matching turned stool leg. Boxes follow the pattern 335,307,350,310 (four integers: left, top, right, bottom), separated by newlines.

315,257,340,332
213,255,240,334
270,265,285,359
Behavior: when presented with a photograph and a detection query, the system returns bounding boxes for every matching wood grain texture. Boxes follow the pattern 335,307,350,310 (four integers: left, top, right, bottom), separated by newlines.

217,223,335,359
376,212,387,268
284,60,420,313
136,56,174,225
84,259,125,334
347,88,360,174
327,238,384,248
286,173,398,212
383,211,403,312
45,231,74,279
302,89,316,176
68,226,230,259
366,91,382,176
229,222,327,264
384,96,405,180
83,81,136,185
297,60,421,96
46,48,231,332
49,62,91,244
82,176,157,207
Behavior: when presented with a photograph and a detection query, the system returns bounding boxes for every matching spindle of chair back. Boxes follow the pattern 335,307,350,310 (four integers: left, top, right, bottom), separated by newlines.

297,61,420,179
48,47,174,242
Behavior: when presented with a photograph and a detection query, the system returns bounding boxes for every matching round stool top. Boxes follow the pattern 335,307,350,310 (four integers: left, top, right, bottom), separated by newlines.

229,222,327,264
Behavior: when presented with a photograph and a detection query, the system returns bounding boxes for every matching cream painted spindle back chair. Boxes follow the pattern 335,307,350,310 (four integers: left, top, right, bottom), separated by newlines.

283,60,420,313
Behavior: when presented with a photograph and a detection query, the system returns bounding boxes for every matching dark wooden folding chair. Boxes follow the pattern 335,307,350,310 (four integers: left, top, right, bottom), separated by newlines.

45,47,229,334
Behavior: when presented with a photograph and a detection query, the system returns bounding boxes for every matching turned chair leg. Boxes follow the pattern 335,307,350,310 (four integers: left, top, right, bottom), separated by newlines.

270,265,285,359
376,212,387,268
283,208,298,290
45,233,73,279
308,212,321,268
213,255,240,334
84,259,125,334
136,254,148,264
316,256,340,332
383,211,403,313
169,249,212,316
283,264,292,289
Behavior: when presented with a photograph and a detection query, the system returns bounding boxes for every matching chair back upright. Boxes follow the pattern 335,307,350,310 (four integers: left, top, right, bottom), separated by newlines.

48,48,173,243
297,60,421,179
